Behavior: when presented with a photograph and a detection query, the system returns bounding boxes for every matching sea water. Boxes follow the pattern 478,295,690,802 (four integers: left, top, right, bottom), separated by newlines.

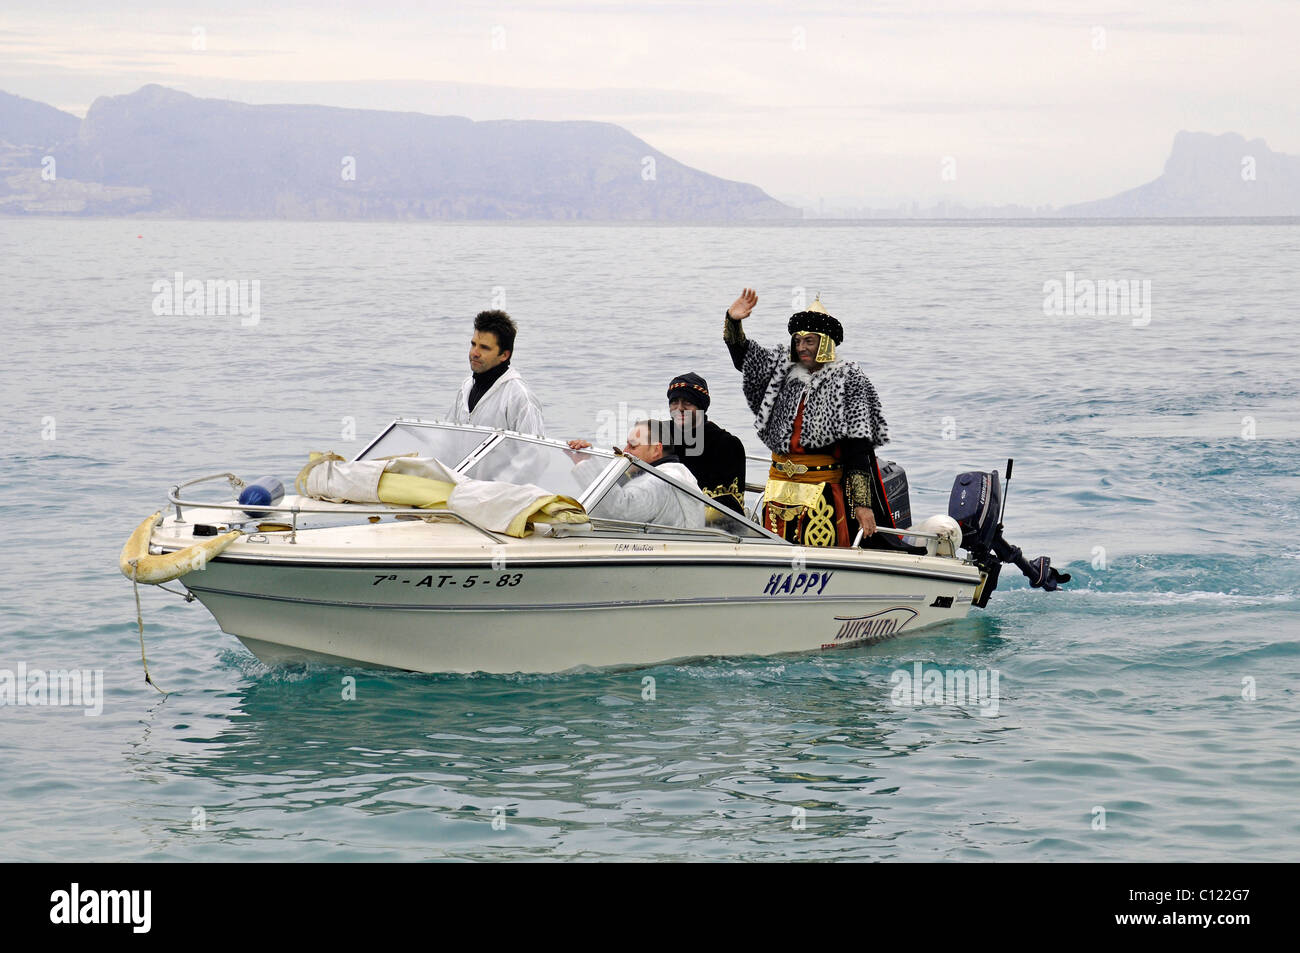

1,218,1296,861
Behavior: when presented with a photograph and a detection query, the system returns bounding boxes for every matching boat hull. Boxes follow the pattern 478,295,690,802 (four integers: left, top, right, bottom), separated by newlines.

183,555,980,673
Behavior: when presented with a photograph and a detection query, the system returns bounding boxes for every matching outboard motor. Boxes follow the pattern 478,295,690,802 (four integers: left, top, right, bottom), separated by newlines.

948,462,1069,608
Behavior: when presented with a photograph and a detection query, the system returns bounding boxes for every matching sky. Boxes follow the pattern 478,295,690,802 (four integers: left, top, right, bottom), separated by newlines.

2,0,1297,209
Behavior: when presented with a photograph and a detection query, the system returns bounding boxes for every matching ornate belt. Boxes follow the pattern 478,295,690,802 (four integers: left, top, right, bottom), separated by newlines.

770,452,840,481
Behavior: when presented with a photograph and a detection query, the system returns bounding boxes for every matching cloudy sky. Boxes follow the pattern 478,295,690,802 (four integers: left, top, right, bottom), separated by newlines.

2,0,1296,208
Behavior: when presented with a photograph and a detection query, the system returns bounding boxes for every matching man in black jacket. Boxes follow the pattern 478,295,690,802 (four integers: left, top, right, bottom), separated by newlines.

665,372,747,515
566,373,748,516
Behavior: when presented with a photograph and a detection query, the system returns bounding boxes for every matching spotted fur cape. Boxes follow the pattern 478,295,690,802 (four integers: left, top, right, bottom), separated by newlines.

742,342,888,454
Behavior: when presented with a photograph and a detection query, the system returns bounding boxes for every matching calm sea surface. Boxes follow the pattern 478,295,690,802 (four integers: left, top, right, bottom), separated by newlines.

1,219,1297,861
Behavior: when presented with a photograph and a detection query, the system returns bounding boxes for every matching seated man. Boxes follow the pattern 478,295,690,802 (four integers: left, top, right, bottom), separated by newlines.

571,420,705,530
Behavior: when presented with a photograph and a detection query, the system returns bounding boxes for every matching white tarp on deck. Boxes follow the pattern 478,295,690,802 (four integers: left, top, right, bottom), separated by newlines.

297,453,586,536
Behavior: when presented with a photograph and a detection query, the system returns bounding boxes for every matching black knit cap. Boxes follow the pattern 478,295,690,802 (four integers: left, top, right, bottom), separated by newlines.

666,371,710,412
787,310,844,344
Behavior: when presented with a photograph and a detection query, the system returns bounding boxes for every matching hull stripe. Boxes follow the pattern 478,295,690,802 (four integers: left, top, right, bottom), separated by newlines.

184,584,932,611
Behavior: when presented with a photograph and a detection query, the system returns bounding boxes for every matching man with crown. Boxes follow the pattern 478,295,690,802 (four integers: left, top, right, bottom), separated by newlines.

722,287,888,547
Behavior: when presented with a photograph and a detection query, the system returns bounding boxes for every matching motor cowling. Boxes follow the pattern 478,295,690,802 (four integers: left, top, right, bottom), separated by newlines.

948,469,1001,551
947,468,1069,607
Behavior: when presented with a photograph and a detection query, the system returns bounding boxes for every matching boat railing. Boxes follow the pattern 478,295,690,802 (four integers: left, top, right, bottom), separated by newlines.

165,473,507,544
166,464,951,552
582,516,745,543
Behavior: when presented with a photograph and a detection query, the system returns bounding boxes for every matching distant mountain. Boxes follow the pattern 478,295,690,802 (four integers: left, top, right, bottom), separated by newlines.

1060,131,1300,217
1,84,797,221
0,91,80,149
0,90,151,214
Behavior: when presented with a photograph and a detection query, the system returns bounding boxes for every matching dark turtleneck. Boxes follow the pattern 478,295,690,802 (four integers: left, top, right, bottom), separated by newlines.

468,360,511,412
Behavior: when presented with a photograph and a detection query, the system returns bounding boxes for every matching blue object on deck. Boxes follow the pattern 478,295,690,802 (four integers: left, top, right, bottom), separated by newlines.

238,476,284,518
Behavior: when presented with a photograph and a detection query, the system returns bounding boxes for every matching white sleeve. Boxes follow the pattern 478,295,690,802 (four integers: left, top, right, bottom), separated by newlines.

505,382,546,437
447,380,468,423
572,458,607,486
659,464,705,528
599,475,667,524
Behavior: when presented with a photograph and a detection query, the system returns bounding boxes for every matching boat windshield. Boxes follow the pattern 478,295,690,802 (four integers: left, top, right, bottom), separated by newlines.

355,421,496,466
462,435,612,500
586,459,771,539
352,423,771,538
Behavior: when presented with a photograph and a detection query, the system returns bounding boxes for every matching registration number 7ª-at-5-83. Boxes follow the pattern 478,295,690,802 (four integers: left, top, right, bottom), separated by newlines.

371,573,524,588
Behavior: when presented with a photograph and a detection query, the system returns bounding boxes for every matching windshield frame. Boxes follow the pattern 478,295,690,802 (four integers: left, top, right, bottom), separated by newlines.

353,418,627,506
353,418,502,470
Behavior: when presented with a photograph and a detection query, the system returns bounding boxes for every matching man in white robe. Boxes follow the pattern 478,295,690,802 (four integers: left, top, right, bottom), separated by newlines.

573,421,706,529
447,310,546,436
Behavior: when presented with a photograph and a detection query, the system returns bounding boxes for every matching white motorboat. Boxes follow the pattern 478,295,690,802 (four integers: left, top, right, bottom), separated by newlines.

118,419,1033,674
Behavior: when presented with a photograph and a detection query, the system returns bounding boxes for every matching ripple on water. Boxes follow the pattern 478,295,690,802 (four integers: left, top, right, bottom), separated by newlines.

3,220,1298,860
